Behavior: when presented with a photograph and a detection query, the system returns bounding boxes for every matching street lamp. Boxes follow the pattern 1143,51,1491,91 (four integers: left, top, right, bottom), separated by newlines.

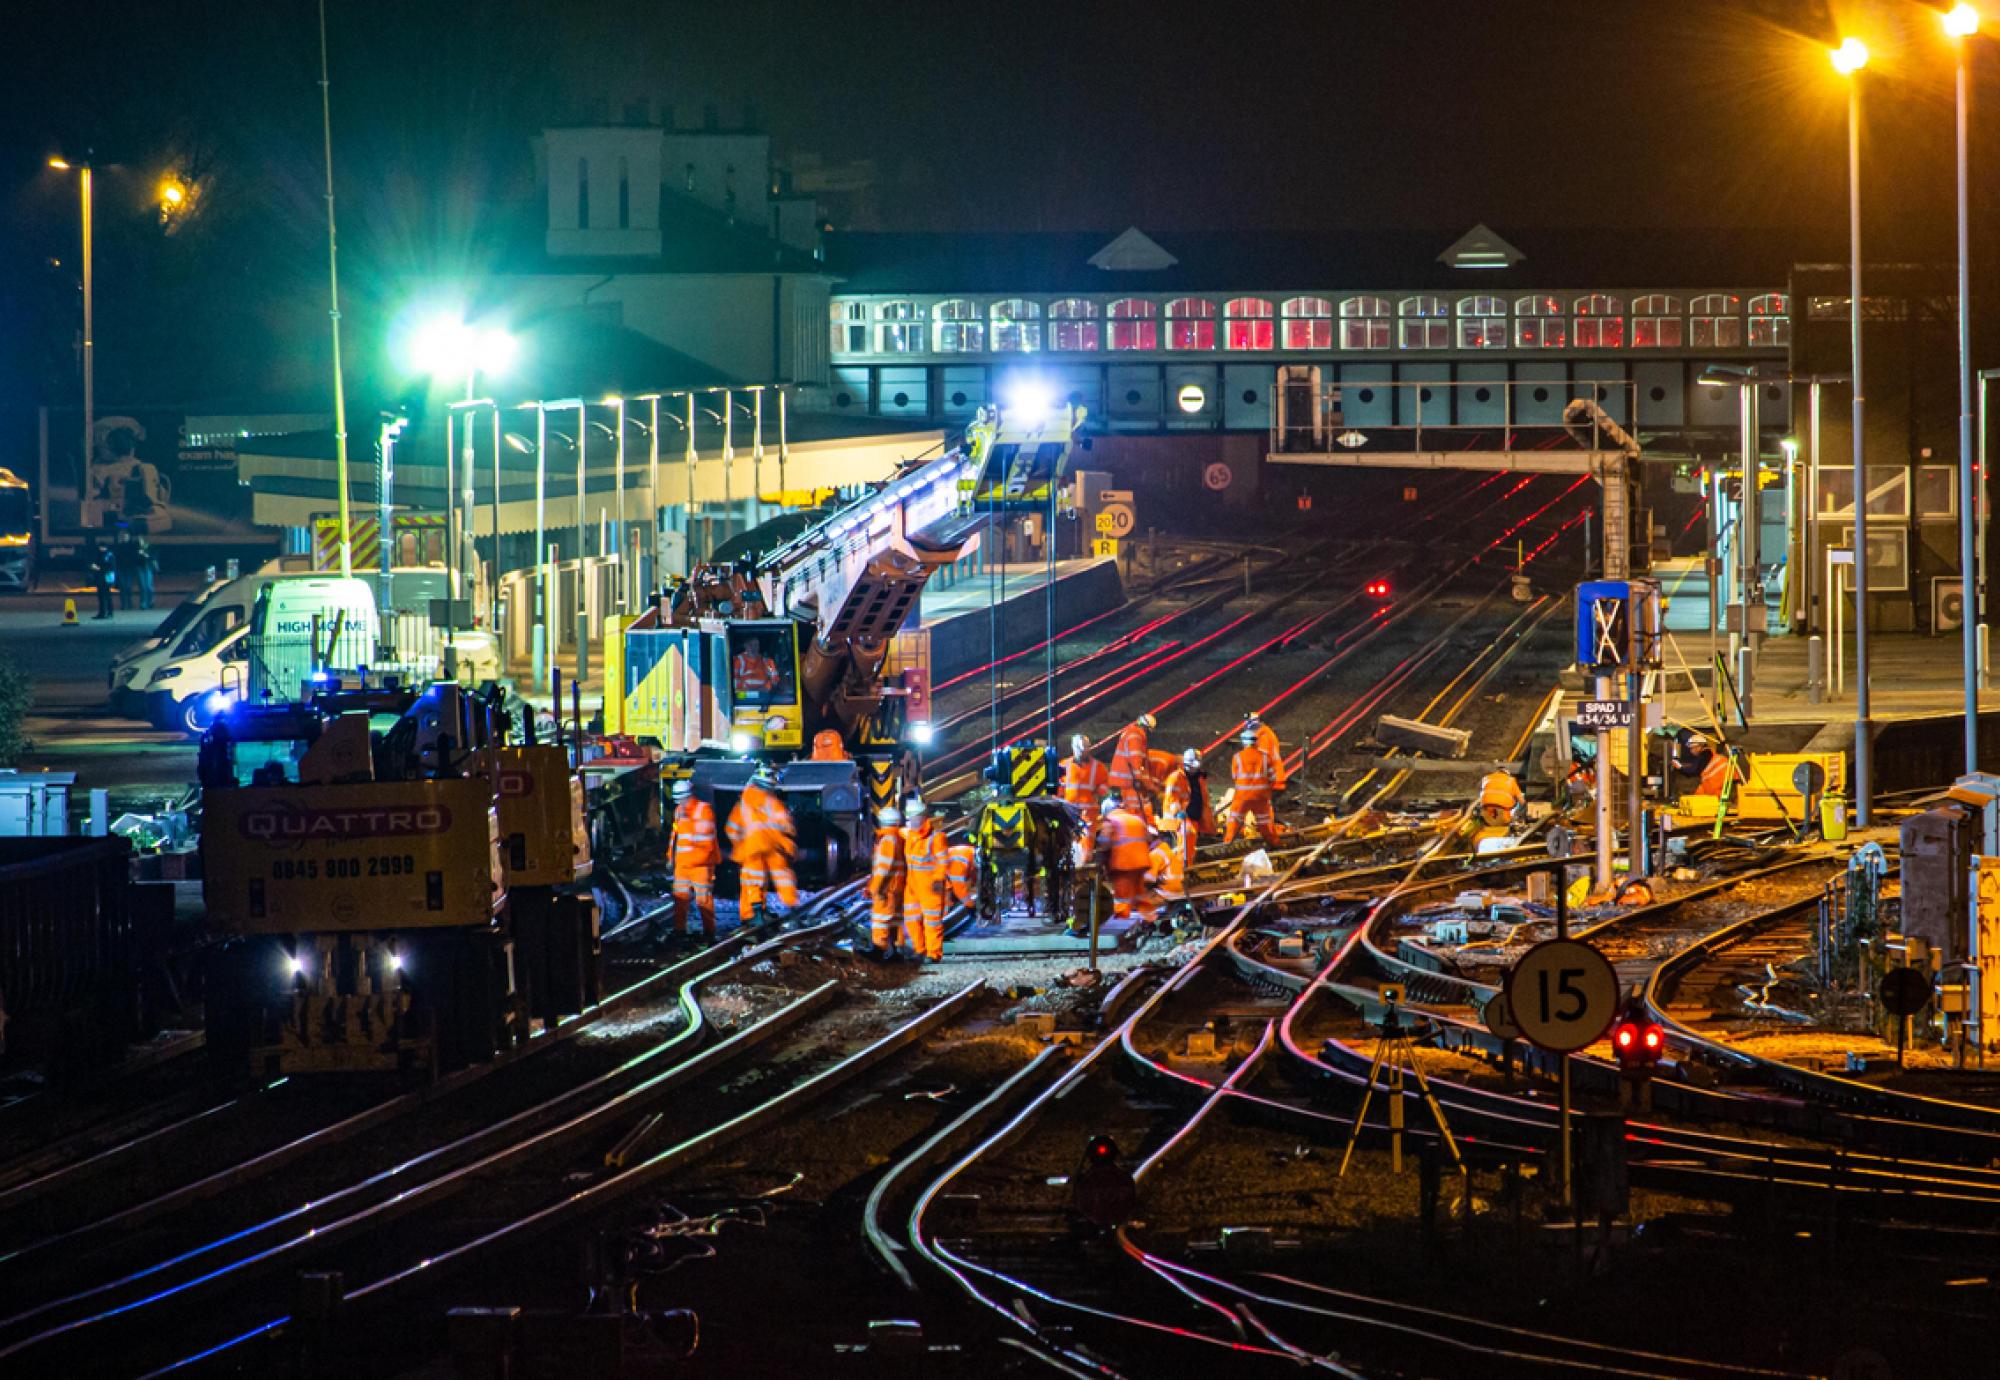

1944,3,1982,777
406,313,515,633
47,155,93,498
1831,35,1873,826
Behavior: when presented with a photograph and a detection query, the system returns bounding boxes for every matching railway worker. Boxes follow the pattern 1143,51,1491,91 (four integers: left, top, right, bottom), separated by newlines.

1160,748,1212,867
1108,713,1159,813
1060,733,1110,833
1244,712,1287,791
810,728,849,762
1146,826,1186,923
946,840,979,909
732,636,781,703
1477,769,1527,827
1093,795,1154,923
1223,727,1280,844
867,807,910,958
668,779,722,941
726,767,798,921
902,797,950,962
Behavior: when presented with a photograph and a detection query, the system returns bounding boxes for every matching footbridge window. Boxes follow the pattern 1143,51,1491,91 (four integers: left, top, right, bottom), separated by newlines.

990,298,1042,352
876,300,923,353
1339,295,1390,350
1513,295,1566,349
933,299,986,353
1690,294,1742,348
1107,298,1158,351
1749,293,1790,347
1282,296,1333,350
1225,297,1274,350
833,300,867,353
1165,298,1216,351
1632,295,1683,348
1572,294,1625,349
1455,295,1506,349
1049,298,1100,351
1398,296,1449,349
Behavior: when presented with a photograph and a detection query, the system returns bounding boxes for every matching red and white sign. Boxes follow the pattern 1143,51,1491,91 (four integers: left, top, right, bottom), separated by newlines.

1203,462,1232,491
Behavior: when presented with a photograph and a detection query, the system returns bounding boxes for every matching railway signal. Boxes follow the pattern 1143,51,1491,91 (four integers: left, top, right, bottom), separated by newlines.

1609,999,1664,1073
1366,578,1391,598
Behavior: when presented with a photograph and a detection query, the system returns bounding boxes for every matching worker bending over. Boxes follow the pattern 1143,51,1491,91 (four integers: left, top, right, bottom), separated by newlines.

1060,733,1110,833
868,807,909,959
1093,793,1154,923
810,729,849,762
726,767,799,920
1224,727,1281,843
1146,827,1185,923
669,779,721,941
902,797,949,962
946,841,978,908
1477,769,1526,827
1108,713,1158,813
1244,712,1288,791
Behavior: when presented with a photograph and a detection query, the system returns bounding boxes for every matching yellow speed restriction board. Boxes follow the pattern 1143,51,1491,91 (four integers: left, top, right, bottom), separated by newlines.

1504,938,1619,1053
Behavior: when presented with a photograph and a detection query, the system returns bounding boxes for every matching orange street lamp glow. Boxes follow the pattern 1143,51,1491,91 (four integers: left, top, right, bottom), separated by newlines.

159,181,185,207
1945,4,1981,37
47,155,70,171
1831,37,1870,74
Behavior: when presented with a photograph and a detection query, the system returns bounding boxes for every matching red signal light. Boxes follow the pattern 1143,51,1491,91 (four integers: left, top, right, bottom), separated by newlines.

1366,579,1391,598
1610,1000,1664,1072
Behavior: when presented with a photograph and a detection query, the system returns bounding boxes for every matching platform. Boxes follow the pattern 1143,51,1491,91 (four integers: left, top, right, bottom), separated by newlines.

919,557,1125,683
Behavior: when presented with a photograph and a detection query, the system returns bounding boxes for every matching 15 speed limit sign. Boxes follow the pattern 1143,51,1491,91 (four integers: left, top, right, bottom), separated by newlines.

1504,938,1619,1053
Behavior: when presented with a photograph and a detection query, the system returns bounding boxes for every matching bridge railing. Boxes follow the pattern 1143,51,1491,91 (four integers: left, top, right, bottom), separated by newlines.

1269,374,1640,457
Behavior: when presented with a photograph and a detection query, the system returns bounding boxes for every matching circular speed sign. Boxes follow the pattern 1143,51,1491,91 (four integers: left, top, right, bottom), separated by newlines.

1504,939,1620,1053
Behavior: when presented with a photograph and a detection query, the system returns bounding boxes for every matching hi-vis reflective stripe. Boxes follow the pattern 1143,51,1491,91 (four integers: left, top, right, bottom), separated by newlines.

1009,743,1051,799
864,760,898,812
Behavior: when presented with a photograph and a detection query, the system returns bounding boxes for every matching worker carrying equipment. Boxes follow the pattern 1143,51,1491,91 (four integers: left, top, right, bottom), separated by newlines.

1108,713,1158,812
669,778,721,940
810,728,849,762
902,797,948,962
1224,727,1280,844
1094,797,1154,923
868,806,908,957
1060,733,1111,833
1245,712,1287,791
1477,769,1527,826
726,767,799,920
1146,828,1185,924
946,842,978,907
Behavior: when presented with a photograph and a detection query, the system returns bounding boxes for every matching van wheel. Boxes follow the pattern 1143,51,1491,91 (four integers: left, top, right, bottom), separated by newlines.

179,696,214,739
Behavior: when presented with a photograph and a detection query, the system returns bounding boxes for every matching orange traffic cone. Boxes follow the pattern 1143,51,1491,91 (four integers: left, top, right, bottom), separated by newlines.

61,598,78,627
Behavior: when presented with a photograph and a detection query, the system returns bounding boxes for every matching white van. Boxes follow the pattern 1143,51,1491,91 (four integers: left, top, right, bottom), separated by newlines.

138,568,501,735
109,556,314,716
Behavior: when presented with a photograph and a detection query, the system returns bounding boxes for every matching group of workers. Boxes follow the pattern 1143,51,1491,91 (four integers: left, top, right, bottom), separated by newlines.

667,768,802,940
867,798,977,962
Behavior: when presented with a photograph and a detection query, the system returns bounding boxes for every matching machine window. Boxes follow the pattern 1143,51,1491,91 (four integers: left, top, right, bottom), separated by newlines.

728,627,796,706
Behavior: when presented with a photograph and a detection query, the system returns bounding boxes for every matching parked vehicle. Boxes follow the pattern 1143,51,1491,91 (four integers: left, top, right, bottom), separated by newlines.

109,557,313,715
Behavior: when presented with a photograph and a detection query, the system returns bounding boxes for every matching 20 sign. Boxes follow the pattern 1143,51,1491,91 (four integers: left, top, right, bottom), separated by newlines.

1503,938,1620,1053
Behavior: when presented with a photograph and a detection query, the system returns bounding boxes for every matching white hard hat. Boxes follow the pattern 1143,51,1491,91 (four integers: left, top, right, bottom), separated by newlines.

1071,734,1088,757
1239,728,1257,745
672,779,693,800
905,796,929,819
1137,713,1156,731
1245,711,1261,727
1182,748,1200,769
877,807,902,827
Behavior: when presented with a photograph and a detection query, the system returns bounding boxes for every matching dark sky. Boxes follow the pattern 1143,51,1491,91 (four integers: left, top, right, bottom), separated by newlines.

0,0,1990,410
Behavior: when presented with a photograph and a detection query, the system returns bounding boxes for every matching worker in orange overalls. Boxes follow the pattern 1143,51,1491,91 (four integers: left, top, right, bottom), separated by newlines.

1159,747,1212,868
1244,712,1287,791
1146,827,1186,923
1060,733,1110,834
732,637,781,701
726,767,798,920
867,806,909,959
1108,713,1158,813
810,728,848,761
902,797,949,962
1224,726,1280,844
1477,770,1526,827
946,841,978,909
1093,796,1154,923
668,778,721,941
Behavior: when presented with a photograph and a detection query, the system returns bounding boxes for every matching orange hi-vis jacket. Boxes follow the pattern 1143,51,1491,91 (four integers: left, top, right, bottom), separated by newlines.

1094,807,1151,872
946,843,977,904
1149,841,1186,898
869,828,906,901
903,820,948,898
726,784,796,864
810,729,848,761
1252,722,1288,789
1108,723,1153,793
1478,771,1525,813
671,798,721,878
1061,756,1109,810
733,651,779,693
1231,744,1277,796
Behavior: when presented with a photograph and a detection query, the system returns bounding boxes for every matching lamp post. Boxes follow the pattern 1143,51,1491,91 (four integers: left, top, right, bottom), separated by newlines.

47,156,93,500
409,315,514,627
1832,35,1873,826
605,396,628,609
1946,3,1983,774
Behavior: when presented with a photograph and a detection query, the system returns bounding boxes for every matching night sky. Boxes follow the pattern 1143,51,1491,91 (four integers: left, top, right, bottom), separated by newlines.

0,0,1990,412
